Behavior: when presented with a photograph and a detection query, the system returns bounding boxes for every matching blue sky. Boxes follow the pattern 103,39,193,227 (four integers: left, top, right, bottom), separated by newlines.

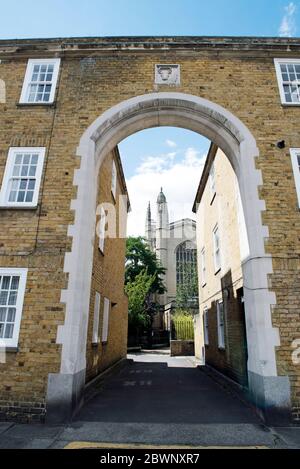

119,129,210,235
1,0,298,235
0,0,298,39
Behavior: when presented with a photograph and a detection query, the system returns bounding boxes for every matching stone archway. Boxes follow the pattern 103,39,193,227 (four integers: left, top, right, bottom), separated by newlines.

46,92,291,423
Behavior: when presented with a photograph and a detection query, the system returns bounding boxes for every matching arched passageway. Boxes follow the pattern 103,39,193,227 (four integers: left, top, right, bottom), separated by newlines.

47,92,290,423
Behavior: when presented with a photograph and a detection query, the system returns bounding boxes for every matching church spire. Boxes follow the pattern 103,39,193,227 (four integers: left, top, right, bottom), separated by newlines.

145,201,153,245
147,201,151,222
157,187,167,204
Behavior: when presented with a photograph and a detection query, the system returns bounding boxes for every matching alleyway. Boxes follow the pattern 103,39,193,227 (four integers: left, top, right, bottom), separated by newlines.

76,351,259,425
0,352,300,449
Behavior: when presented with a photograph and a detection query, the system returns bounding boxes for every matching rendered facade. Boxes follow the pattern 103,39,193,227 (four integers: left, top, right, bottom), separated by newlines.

193,144,249,386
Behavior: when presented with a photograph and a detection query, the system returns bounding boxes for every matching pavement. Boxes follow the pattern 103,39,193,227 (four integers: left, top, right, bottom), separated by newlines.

0,351,300,449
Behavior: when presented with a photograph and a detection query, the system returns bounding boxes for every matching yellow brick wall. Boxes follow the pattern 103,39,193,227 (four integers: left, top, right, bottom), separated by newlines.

0,37,299,419
86,148,128,382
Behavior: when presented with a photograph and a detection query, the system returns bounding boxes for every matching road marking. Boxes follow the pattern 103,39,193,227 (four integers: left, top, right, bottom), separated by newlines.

65,442,268,450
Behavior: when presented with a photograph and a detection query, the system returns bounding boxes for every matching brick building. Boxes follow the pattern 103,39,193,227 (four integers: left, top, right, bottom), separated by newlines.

0,36,300,424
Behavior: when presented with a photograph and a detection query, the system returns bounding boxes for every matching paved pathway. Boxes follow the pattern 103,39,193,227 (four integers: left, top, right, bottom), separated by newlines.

0,353,299,448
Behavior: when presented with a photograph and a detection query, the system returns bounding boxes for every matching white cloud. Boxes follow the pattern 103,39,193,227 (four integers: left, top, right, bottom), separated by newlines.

126,147,206,237
279,2,297,37
165,139,177,148
136,152,176,174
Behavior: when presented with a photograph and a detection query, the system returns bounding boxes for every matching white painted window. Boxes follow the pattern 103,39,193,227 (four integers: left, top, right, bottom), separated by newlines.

274,59,300,105
20,58,61,104
102,298,110,343
290,149,300,206
98,207,106,254
213,224,221,273
203,307,209,345
111,160,117,199
209,163,216,196
201,247,206,286
0,147,45,208
217,300,225,349
92,292,101,345
0,268,27,348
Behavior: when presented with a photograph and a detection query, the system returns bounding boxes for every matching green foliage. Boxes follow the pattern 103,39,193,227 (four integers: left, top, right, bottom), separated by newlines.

125,270,155,333
125,237,166,294
172,311,194,340
176,261,199,311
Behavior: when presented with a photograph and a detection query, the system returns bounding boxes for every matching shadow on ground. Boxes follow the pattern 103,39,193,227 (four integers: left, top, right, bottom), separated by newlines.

74,356,260,425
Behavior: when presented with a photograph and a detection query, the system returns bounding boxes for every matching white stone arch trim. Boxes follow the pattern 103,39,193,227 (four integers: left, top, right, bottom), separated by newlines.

48,92,290,423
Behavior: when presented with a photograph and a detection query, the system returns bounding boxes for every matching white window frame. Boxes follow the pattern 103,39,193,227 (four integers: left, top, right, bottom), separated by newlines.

290,149,300,207
201,247,206,287
102,298,110,343
92,292,101,345
0,268,27,348
213,224,221,273
0,147,46,208
209,163,216,197
20,58,61,104
217,300,225,349
98,207,106,254
111,160,117,200
274,58,300,106
203,307,209,345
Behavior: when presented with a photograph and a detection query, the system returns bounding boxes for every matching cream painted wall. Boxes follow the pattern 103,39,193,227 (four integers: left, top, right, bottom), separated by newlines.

195,148,245,358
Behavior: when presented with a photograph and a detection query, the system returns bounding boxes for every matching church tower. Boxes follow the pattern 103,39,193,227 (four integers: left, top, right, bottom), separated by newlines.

156,187,169,272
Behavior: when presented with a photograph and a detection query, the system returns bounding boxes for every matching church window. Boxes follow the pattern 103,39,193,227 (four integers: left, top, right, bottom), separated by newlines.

176,241,197,287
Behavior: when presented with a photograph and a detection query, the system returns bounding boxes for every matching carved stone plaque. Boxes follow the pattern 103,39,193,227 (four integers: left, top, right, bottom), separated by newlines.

155,64,180,85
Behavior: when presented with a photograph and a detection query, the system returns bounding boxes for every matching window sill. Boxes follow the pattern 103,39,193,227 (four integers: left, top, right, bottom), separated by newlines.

2,346,19,353
280,102,300,107
214,268,221,276
17,102,56,108
98,247,105,256
202,283,207,288
218,346,226,352
0,204,39,211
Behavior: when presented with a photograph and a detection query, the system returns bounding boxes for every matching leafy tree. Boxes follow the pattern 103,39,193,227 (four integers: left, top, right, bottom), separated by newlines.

125,237,166,294
125,270,155,336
